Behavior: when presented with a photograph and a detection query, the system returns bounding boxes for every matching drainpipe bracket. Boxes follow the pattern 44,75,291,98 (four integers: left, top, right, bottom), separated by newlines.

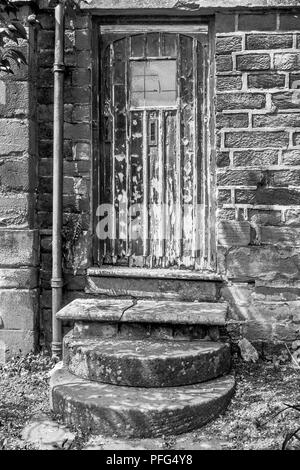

53,63,65,73
51,278,64,288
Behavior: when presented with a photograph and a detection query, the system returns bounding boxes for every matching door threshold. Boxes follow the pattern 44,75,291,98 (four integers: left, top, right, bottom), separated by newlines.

87,266,223,281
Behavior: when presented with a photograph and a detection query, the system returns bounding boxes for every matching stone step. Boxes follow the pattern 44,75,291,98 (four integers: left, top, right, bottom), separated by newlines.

86,268,222,302
63,335,231,387
50,365,235,438
73,321,222,342
57,299,228,325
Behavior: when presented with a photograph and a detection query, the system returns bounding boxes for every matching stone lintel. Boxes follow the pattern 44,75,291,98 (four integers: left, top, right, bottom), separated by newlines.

78,0,300,11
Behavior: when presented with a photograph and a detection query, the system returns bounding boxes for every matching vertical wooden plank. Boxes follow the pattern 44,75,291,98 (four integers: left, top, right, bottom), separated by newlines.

148,110,162,267
192,38,200,266
143,110,149,264
197,38,207,270
164,110,179,267
175,33,183,265
207,22,217,271
129,111,144,265
113,38,128,264
158,109,165,266
92,23,99,265
180,34,195,268
99,42,113,264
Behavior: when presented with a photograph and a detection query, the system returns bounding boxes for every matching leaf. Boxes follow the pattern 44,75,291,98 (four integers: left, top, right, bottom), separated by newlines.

3,48,27,66
10,20,27,40
282,426,300,450
282,403,300,413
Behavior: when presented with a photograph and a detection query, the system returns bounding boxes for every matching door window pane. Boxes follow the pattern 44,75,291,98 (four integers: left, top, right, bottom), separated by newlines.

130,60,177,107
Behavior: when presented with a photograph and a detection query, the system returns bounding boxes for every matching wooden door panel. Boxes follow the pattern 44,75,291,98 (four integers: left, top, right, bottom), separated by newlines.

129,110,144,260
97,31,212,270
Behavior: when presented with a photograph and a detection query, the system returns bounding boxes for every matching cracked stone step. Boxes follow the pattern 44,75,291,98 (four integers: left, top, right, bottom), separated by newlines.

57,299,228,325
64,335,231,387
50,365,235,438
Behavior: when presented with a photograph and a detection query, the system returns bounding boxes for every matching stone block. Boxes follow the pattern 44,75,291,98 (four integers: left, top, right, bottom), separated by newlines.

0,193,34,227
224,131,289,149
0,81,28,117
64,87,90,105
216,152,230,168
282,150,300,165
246,33,292,50
217,188,231,205
232,149,278,166
0,230,39,267
216,55,232,73
272,92,299,110
236,54,270,71
279,13,300,31
215,14,235,33
64,122,90,140
75,29,90,50
0,268,38,289
218,220,251,246
216,75,242,91
74,142,91,160
253,113,300,128
260,226,300,246
226,246,300,281
217,208,236,221
217,93,266,111
0,119,29,153
38,30,55,49
217,113,248,129
285,208,300,226
71,68,91,87
0,156,33,192
248,73,285,89
236,188,300,205
238,13,277,31
218,169,263,186
274,53,300,71
271,169,300,187
0,289,38,330
0,329,36,362
216,36,242,55
248,209,282,226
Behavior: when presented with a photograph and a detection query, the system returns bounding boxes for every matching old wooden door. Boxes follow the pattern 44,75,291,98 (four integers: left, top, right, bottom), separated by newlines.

96,27,214,270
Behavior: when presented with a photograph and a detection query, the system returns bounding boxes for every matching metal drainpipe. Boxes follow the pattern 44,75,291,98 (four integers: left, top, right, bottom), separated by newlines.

51,1,65,359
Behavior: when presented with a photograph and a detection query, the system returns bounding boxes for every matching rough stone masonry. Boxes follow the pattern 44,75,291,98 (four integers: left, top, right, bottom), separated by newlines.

1,0,300,360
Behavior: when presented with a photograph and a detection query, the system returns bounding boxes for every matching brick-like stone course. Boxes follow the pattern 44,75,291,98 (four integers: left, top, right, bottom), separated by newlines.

1,6,297,354
0,5,38,361
216,10,300,347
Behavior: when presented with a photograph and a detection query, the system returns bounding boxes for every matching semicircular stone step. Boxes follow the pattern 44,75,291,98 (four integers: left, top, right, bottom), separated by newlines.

63,335,231,387
50,365,235,438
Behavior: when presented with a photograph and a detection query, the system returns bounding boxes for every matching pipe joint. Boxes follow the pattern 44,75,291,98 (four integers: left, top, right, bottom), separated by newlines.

53,63,65,74
51,278,64,288
51,341,62,360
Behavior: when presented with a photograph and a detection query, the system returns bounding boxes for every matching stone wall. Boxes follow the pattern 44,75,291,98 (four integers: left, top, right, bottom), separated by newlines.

0,4,39,361
34,7,300,352
215,11,300,351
